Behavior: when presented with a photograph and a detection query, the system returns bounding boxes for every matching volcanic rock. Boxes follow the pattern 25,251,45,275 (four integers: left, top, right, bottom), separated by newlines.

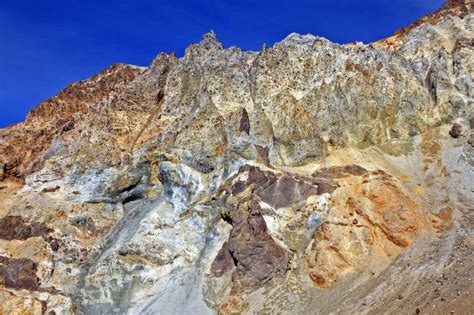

0,1,472,314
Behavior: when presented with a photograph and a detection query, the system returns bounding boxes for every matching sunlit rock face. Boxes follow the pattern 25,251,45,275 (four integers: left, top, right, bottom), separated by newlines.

0,1,473,314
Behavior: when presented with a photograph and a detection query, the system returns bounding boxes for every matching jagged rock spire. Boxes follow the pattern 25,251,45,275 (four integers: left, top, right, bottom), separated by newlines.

185,30,223,56
197,30,223,52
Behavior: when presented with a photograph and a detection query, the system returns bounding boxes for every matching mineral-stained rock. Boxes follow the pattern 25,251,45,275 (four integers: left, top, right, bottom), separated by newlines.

211,241,234,277
223,198,290,293
256,175,319,209
312,165,369,179
0,256,40,291
0,216,52,241
306,172,424,287
449,122,463,138
239,108,250,135
376,0,472,49
0,1,473,314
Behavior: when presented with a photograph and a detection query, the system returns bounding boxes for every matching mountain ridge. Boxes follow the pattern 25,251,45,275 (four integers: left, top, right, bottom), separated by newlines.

0,1,472,314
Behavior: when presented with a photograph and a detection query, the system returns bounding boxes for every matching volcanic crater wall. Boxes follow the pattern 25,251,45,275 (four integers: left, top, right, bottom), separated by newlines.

0,1,473,314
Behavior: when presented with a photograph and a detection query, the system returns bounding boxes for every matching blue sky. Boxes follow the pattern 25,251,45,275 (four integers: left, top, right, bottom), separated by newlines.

0,0,444,128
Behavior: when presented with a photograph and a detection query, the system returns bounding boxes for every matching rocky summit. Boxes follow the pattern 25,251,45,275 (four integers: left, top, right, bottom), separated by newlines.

0,1,473,314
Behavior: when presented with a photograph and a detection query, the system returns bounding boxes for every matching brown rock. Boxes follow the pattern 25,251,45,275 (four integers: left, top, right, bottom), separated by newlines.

45,236,60,252
257,175,319,209
310,178,339,195
239,108,250,135
245,165,276,187
469,117,474,146
219,199,290,293
0,256,40,291
41,185,60,193
211,241,234,277
449,123,463,138
0,63,144,181
0,216,52,241
230,181,247,195
312,165,368,179
234,165,323,208
377,0,471,49
255,145,270,165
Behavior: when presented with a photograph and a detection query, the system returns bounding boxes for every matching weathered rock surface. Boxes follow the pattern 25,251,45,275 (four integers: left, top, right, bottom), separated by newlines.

0,1,473,314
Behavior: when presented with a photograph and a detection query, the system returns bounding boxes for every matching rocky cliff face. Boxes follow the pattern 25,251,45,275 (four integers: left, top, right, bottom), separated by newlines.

0,1,473,314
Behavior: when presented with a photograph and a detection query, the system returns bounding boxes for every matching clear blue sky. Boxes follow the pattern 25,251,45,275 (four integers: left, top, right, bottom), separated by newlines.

0,0,444,128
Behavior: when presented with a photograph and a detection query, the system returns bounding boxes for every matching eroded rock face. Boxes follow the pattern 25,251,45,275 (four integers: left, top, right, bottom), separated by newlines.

0,216,53,241
0,1,473,314
306,168,424,288
225,198,290,293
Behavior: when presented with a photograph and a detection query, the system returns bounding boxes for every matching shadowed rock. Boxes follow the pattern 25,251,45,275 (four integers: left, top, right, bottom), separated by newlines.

449,123,463,138
239,108,250,135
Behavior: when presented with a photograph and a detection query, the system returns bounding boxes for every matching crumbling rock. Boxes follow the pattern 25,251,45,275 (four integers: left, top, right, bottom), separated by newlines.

0,1,472,314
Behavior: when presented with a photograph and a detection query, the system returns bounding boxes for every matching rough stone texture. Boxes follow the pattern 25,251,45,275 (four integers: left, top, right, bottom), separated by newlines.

450,122,464,137
312,164,369,179
0,163,5,181
211,241,234,277
225,198,290,294
0,256,40,291
0,216,53,241
0,1,473,314
377,0,472,49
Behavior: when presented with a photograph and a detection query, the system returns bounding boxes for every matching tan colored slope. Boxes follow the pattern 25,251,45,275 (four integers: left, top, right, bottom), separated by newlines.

375,0,472,49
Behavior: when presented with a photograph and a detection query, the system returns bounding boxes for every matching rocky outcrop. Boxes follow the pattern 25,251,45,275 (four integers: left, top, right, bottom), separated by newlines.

377,0,472,49
223,198,290,293
0,1,472,314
